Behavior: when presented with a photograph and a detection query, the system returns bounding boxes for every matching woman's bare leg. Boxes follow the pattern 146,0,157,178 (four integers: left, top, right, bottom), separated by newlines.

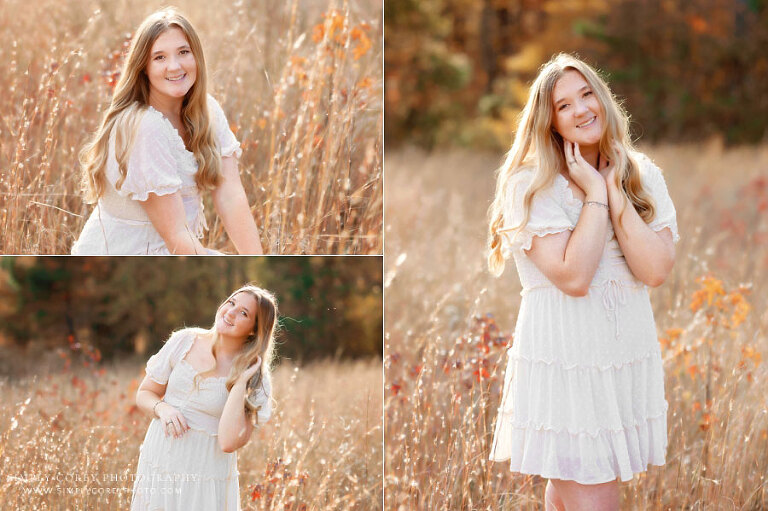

545,480,566,511
550,479,619,511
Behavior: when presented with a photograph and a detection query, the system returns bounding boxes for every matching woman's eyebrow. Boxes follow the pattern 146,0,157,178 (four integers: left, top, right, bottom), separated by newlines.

151,45,191,57
554,85,590,106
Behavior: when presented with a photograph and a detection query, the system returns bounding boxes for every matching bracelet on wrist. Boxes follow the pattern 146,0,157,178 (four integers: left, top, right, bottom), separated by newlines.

152,399,163,418
585,200,609,210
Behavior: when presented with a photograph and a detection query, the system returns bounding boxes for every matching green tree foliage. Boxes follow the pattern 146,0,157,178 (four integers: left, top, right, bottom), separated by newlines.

385,0,768,149
577,0,768,144
385,0,547,148
0,257,382,363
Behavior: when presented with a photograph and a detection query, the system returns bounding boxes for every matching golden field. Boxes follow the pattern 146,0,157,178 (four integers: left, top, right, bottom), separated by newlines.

0,0,382,254
0,357,382,510
384,142,768,510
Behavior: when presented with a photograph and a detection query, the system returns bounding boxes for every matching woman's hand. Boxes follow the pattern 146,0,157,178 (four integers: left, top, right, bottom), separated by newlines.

598,141,622,191
235,356,262,387
564,141,606,200
156,402,190,439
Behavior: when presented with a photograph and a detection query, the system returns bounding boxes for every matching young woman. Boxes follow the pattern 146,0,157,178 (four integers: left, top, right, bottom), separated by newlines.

131,284,277,510
487,54,678,510
71,8,263,255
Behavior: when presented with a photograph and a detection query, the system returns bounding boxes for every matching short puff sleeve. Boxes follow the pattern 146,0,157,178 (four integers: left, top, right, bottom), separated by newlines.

207,94,242,159
116,111,183,201
247,376,273,424
145,329,193,385
637,154,680,244
501,170,574,256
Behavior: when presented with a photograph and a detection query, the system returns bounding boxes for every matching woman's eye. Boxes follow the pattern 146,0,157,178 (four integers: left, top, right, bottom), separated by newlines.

583,91,592,97
559,104,568,111
154,55,164,61
241,311,247,317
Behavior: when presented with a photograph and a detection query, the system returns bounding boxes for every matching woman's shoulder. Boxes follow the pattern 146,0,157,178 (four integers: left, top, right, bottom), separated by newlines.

630,150,663,179
172,326,208,339
167,327,203,345
206,93,226,116
505,164,560,202
108,103,175,149
506,165,537,189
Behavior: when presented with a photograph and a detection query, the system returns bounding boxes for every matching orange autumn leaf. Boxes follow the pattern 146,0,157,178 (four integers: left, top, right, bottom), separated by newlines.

351,27,372,60
357,76,375,90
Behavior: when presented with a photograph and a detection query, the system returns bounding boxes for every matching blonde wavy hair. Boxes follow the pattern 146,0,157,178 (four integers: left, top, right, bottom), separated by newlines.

79,8,221,203
488,53,657,276
196,284,278,422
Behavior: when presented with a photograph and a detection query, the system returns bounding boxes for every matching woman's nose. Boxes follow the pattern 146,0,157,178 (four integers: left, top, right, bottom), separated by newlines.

167,56,182,70
574,100,589,116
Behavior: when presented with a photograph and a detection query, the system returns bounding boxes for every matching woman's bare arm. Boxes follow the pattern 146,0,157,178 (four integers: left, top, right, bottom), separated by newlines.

525,142,610,296
140,192,207,254
136,374,190,438
135,375,167,417
218,359,261,453
606,182,675,287
211,156,264,254
217,379,255,453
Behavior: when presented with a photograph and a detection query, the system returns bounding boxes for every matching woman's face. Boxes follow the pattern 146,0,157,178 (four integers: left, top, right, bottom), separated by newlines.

551,70,603,148
215,292,258,340
145,27,197,101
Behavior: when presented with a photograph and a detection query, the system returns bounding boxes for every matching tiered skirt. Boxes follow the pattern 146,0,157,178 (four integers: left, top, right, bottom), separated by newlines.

490,283,668,484
131,419,239,510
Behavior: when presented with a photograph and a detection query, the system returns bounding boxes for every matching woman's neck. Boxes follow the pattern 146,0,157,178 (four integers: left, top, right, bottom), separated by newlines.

578,143,600,169
210,332,245,361
148,91,183,122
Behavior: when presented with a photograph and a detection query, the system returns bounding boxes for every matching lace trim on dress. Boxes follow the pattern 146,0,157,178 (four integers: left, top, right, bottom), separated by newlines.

504,225,575,255
651,221,680,242
497,407,668,437
554,173,584,213
146,106,199,174
507,345,662,370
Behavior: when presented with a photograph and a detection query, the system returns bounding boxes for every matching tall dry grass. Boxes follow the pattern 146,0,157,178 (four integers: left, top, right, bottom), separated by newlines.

384,142,768,510
0,357,382,510
0,0,382,254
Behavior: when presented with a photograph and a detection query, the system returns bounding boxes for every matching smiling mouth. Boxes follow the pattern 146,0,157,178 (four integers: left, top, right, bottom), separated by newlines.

166,74,186,82
577,116,596,128
223,318,234,327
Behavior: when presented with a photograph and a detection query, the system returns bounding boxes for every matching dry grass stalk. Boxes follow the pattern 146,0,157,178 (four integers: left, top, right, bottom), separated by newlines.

0,358,382,510
0,0,382,254
384,143,768,509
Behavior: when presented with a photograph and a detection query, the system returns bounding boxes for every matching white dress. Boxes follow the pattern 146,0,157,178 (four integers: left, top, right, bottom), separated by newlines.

71,95,242,255
489,153,679,484
131,328,271,511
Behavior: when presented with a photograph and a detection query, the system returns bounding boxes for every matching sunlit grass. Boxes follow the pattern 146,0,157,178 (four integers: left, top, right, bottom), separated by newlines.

0,0,382,254
384,142,768,509
0,357,382,510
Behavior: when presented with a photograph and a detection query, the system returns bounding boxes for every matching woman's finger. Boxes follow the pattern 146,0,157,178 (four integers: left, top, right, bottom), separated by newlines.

573,142,583,163
172,416,184,437
179,414,190,432
164,419,174,437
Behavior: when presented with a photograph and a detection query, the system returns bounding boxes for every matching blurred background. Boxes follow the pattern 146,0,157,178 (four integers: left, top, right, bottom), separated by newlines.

0,256,382,374
384,1,768,509
385,0,767,149
0,256,382,510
